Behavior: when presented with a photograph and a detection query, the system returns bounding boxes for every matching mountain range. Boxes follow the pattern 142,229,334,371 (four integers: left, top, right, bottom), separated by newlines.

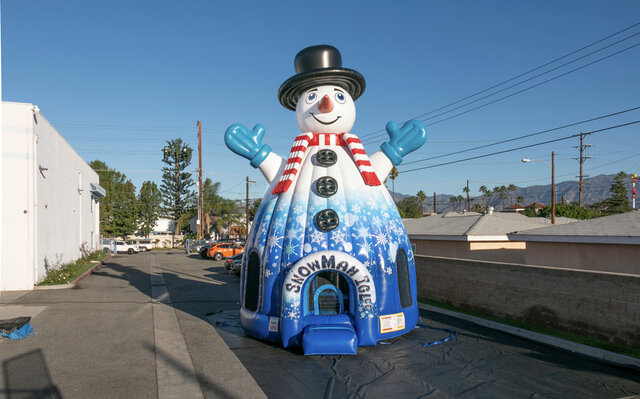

391,173,636,213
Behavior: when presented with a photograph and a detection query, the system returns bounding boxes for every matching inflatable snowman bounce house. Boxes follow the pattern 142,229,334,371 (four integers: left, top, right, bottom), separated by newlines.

225,45,427,355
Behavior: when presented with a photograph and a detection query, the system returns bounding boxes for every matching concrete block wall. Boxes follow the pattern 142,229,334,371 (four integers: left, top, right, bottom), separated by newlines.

415,255,640,348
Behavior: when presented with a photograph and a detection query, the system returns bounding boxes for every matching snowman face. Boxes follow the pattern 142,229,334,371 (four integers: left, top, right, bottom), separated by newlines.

295,85,356,133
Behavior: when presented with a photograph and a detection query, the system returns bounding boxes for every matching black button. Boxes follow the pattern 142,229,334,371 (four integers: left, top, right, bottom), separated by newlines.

315,209,339,232
316,177,338,197
316,149,337,167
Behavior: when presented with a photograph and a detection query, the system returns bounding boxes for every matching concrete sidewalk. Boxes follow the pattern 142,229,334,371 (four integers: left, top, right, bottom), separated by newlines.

0,251,265,399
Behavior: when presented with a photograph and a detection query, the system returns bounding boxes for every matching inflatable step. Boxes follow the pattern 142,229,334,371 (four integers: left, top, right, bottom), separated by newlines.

302,323,358,355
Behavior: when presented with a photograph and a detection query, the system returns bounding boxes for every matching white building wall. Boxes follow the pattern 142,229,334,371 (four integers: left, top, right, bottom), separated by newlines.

1,102,102,290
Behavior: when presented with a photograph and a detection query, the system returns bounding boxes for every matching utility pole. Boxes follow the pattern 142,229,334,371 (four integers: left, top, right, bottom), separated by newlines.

551,151,555,225
197,121,203,240
433,192,436,214
246,176,256,239
466,180,471,211
574,132,592,207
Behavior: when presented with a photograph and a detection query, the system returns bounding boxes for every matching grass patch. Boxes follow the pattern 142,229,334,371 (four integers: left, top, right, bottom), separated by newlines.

38,251,108,286
419,297,640,359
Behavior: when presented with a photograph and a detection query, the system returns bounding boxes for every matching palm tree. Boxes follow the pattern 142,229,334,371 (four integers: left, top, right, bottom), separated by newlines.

508,184,517,205
499,185,507,211
449,196,457,212
456,195,465,212
479,185,487,208
389,166,399,202
517,195,525,205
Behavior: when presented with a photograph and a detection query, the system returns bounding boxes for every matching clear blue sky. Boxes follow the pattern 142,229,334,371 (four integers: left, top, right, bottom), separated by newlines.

3,1,639,200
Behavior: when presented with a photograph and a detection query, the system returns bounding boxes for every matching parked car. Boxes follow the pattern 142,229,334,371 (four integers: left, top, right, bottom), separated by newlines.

200,243,214,259
207,243,244,261
116,241,139,254
224,253,243,276
131,239,154,251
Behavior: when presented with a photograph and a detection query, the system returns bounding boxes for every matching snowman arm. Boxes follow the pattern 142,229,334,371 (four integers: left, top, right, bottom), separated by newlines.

258,152,284,184
369,150,393,182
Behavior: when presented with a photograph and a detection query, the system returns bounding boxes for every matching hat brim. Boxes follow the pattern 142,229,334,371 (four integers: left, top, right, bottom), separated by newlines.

278,68,366,111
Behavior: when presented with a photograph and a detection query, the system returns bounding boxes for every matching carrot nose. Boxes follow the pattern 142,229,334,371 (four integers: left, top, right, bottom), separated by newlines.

317,95,334,113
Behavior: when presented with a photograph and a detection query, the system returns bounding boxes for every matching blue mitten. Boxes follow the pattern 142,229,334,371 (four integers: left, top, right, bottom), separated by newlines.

225,123,272,168
380,120,427,166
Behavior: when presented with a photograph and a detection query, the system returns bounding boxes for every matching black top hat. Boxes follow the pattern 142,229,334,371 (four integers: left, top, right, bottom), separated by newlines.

278,45,366,111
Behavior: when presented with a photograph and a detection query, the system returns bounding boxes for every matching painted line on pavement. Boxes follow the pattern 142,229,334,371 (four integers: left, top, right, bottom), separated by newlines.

151,263,205,399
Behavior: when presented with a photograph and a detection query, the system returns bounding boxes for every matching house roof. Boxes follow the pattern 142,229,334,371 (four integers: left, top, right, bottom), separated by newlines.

525,202,546,208
509,210,640,244
505,203,525,210
404,211,576,241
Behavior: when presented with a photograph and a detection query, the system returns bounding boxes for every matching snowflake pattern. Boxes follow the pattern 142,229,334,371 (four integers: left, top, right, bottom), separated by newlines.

245,144,414,323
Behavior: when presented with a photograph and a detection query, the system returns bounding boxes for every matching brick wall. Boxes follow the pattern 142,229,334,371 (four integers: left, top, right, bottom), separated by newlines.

415,255,640,348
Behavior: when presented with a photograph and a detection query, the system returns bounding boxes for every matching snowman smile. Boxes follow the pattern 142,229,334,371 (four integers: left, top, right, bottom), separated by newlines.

310,113,342,125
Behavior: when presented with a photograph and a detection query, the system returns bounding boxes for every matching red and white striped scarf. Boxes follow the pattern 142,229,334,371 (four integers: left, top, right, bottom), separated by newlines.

272,132,381,194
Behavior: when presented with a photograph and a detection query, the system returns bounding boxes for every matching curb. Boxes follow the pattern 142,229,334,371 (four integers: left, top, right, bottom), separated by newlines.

35,255,111,290
418,303,640,370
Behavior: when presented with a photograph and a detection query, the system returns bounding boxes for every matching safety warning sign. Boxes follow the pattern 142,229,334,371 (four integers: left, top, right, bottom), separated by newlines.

379,312,405,334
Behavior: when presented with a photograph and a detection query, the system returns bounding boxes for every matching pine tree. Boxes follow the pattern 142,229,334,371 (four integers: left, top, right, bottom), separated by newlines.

160,139,195,244
137,181,161,237
606,171,631,214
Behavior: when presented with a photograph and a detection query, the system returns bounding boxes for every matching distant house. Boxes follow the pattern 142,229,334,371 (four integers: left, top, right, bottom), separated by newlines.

509,211,640,275
153,218,175,235
1,102,105,290
504,203,525,212
404,211,576,263
524,202,546,213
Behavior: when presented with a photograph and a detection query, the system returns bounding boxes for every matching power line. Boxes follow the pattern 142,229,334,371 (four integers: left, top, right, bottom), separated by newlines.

402,105,640,166
360,22,640,142
399,119,640,174
365,40,640,145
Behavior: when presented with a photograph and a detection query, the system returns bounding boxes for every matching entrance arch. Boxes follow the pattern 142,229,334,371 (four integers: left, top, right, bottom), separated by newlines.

281,251,378,347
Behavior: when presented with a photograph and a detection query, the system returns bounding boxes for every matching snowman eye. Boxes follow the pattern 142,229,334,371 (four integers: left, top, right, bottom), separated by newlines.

305,91,317,104
334,92,346,104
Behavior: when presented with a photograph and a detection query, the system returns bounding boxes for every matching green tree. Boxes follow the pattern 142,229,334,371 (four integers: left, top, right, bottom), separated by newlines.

90,160,138,238
388,166,399,202
248,198,262,222
449,196,457,211
508,184,517,205
606,171,631,214
517,195,525,205
416,190,427,212
532,203,596,220
137,181,161,237
160,139,195,244
498,185,507,210
479,185,489,209
397,196,423,218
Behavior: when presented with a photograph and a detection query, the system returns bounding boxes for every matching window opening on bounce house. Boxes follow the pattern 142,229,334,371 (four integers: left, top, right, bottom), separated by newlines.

305,271,351,316
244,252,261,312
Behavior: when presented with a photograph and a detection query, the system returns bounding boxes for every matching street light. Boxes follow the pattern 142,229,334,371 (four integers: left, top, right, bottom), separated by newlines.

522,151,555,224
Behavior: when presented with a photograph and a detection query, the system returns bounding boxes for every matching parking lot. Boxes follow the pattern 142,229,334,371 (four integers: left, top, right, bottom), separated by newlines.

1,251,639,398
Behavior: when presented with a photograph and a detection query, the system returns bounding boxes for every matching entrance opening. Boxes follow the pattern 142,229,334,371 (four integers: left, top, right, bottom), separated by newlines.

305,271,351,316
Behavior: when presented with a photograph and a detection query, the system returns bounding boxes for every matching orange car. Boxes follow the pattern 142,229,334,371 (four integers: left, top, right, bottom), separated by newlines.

208,243,244,260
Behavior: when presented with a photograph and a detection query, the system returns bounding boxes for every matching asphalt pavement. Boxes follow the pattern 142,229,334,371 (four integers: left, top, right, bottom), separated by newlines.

0,250,265,399
1,250,639,399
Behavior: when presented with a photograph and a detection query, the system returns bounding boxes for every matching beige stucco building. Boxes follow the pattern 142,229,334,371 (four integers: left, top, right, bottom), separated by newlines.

404,211,576,264
509,211,640,275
